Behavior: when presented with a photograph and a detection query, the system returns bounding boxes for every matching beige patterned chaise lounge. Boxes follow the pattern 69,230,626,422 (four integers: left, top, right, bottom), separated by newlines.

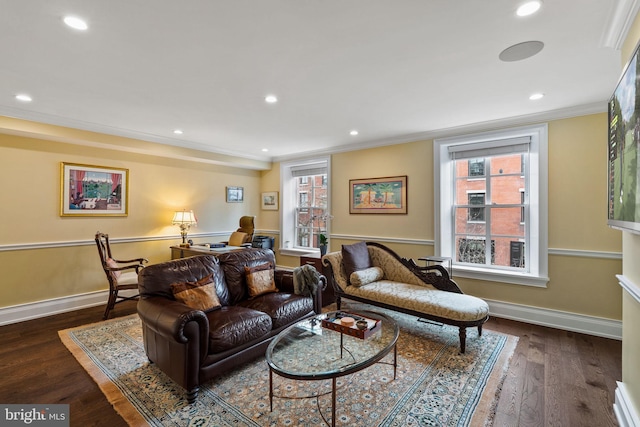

322,242,489,353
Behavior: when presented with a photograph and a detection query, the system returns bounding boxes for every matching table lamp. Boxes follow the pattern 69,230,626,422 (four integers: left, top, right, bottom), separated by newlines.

172,210,197,247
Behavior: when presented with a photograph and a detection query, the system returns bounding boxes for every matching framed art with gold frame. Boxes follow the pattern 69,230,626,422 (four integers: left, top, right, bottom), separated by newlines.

60,162,128,217
349,175,407,214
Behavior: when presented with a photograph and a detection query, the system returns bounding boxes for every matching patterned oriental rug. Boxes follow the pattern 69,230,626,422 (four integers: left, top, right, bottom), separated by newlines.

59,303,517,427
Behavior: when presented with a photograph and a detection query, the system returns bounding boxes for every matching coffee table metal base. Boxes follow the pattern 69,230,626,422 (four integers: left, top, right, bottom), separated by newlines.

268,344,397,427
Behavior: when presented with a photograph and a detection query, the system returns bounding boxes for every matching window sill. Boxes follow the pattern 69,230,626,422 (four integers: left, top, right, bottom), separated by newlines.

278,248,320,257
452,265,549,287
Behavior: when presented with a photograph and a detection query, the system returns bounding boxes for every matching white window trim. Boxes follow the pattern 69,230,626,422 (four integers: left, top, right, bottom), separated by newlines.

279,156,331,257
434,124,549,287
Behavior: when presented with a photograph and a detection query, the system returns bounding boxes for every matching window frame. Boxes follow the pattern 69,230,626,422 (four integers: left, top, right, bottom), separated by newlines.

434,124,549,287
280,156,331,257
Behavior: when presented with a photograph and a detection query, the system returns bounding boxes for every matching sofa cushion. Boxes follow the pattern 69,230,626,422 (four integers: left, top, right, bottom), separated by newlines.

245,262,278,298
206,306,272,353
170,274,221,312
342,241,372,283
239,292,313,329
350,266,384,287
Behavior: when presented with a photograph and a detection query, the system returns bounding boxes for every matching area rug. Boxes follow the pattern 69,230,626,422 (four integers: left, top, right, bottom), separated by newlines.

59,303,517,426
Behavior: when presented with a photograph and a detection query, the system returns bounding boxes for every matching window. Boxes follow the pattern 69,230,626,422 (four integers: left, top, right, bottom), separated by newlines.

469,159,485,177
280,157,330,255
468,192,485,221
434,124,548,286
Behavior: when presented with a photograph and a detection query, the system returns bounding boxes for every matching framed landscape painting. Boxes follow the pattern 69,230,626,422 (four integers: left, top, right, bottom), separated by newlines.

60,162,128,217
349,175,407,214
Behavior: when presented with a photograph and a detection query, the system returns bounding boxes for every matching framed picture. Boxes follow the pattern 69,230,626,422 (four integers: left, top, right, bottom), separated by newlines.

349,175,408,214
226,186,244,203
261,191,279,210
60,162,129,217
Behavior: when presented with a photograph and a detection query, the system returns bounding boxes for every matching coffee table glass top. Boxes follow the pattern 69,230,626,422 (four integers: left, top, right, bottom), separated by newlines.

266,310,399,380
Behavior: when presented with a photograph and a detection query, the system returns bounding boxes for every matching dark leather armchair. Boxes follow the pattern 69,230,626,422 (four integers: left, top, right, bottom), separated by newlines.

137,249,323,403
95,231,148,319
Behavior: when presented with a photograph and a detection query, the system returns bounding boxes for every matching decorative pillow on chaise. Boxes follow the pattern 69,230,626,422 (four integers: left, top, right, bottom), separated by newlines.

170,274,221,312
350,266,384,287
342,241,372,284
245,262,278,298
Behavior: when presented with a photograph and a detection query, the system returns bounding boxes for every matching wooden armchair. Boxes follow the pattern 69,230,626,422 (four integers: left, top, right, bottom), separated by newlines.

95,232,148,319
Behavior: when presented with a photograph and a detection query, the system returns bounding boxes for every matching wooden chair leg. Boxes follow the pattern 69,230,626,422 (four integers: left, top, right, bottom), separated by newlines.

103,290,117,320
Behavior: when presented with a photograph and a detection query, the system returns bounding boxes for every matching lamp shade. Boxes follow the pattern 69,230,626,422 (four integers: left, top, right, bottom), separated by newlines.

172,210,197,226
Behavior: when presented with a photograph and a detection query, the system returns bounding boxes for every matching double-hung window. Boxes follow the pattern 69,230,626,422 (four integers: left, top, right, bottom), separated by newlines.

434,124,548,286
280,157,330,255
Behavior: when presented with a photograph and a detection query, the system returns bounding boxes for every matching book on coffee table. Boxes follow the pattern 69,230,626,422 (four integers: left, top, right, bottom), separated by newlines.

321,311,381,339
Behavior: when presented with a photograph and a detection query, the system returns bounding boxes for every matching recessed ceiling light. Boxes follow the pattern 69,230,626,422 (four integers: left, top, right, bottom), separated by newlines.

63,16,88,31
15,94,32,102
350,130,359,136
517,1,542,17
265,95,278,104
529,93,544,100
261,148,269,152
173,129,183,135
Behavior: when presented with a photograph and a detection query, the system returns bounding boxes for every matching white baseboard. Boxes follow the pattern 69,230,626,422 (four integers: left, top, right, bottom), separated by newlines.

615,382,640,427
0,289,138,326
486,299,622,340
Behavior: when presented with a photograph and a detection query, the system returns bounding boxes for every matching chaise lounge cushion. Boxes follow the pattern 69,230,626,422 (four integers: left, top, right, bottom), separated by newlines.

344,280,488,322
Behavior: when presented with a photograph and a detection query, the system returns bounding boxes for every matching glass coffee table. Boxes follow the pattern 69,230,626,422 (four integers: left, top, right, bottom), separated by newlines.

265,310,399,427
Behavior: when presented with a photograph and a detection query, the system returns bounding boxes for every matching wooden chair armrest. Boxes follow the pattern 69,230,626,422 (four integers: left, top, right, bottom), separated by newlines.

113,257,148,264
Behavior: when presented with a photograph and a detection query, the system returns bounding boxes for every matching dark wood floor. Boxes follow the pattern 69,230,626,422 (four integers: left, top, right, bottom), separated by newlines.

0,302,622,426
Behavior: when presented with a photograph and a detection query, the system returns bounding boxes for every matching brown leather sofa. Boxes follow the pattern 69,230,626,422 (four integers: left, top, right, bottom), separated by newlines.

137,248,323,403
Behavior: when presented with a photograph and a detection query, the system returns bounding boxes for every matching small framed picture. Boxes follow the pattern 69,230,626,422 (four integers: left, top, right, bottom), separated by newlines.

226,186,244,203
261,192,278,210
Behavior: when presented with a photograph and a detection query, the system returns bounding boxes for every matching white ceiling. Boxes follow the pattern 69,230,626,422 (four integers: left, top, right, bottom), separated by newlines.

0,1,633,162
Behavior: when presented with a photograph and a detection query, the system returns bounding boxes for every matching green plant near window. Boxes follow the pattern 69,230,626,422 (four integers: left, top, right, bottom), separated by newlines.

319,233,328,245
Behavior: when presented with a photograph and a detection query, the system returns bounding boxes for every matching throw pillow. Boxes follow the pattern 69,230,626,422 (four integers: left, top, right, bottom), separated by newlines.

105,258,121,279
245,262,278,298
350,266,384,287
342,241,372,283
228,231,248,246
171,274,221,312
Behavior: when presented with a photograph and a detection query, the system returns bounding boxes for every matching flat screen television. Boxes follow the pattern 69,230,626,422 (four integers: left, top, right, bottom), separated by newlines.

608,40,640,234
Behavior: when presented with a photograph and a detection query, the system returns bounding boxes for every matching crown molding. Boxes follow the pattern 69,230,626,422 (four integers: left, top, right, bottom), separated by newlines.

601,0,640,50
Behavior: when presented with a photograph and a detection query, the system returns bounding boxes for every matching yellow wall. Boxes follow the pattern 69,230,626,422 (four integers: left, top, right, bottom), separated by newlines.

0,119,263,307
